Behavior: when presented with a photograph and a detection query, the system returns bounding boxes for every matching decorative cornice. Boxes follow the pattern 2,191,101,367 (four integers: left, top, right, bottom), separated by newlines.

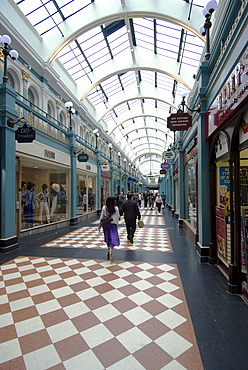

21,69,30,80
210,0,248,81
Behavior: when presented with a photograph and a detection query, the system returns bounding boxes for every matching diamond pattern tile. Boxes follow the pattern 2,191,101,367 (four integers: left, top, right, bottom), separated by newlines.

43,209,172,253
0,256,203,369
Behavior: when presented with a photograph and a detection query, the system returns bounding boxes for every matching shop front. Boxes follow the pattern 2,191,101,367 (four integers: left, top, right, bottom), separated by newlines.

183,136,198,244
207,48,248,293
16,142,70,233
77,161,97,215
101,165,111,207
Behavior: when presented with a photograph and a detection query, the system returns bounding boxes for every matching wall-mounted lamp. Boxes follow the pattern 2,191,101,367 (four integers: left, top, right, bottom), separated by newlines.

65,101,75,131
93,128,99,149
108,142,113,159
0,34,19,84
199,0,218,61
117,151,121,165
178,93,200,113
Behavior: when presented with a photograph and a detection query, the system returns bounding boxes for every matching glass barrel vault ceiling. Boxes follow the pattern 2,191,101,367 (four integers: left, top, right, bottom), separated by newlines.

14,0,206,177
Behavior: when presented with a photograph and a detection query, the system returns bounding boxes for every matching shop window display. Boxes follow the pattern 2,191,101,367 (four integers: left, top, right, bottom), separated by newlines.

240,150,248,276
77,174,96,214
185,158,197,229
20,165,69,230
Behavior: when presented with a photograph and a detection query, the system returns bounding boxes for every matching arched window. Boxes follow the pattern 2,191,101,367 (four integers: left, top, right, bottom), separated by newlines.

28,89,35,107
7,72,15,88
47,101,55,121
59,111,67,127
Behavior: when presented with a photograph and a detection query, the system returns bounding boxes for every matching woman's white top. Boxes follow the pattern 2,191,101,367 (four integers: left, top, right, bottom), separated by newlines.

100,205,120,224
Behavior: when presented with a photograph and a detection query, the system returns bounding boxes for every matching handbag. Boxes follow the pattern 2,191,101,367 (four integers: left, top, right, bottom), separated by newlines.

100,210,113,226
137,219,144,228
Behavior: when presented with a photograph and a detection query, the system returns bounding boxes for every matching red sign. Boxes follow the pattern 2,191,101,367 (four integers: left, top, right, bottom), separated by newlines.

216,206,226,258
206,47,248,138
167,113,192,131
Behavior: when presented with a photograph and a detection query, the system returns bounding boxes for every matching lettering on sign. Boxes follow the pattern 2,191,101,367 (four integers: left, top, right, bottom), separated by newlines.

44,149,55,159
15,123,35,143
167,113,192,131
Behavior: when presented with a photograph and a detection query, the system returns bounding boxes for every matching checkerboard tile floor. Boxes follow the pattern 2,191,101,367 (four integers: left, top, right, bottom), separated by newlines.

44,209,172,253
0,256,203,369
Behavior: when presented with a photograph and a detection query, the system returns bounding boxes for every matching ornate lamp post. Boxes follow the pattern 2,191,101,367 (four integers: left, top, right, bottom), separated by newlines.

117,151,121,165
199,0,218,61
0,34,19,83
108,142,113,159
65,101,75,131
93,128,99,149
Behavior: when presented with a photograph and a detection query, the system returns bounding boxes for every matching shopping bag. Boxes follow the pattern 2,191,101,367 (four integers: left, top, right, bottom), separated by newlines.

137,220,144,228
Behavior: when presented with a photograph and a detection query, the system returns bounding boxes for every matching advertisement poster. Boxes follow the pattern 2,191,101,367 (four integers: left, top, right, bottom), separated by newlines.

216,206,226,258
219,167,230,211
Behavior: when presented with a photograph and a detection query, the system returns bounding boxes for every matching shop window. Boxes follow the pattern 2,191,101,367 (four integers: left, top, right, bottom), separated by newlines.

215,159,231,265
77,174,96,214
20,164,69,230
185,158,197,229
240,148,248,276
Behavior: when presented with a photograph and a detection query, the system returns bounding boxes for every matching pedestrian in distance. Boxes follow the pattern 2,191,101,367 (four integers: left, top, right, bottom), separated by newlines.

118,191,126,212
120,193,141,244
99,196,120,262
155,193,163,213
161,191,166,207
148,191,155,210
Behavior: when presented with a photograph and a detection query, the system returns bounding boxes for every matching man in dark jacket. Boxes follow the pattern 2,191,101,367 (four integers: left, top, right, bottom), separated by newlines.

120,194,141,244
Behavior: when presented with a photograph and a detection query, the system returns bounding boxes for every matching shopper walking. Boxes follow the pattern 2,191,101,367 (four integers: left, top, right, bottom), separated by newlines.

99,196,120,262
118,191,126,212
161,191,166,207
120,194,141,244
155,193,163,213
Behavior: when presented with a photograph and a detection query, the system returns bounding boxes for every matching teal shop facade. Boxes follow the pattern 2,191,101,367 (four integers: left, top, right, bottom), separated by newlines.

161,0,248,293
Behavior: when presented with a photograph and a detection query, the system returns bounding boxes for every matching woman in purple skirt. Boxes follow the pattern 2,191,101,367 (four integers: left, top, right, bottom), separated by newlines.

99,196,120,262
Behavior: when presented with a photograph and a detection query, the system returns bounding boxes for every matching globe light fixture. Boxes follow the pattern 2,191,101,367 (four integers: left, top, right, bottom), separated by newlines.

0,34,19,83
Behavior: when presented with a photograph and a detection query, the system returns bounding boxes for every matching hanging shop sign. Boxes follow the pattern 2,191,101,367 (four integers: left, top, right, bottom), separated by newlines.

101,164,110,171
161,162,170,169
78,153,89,162
160,169,167,174
163,150,175,160
15,123,35,143
167,112,192,131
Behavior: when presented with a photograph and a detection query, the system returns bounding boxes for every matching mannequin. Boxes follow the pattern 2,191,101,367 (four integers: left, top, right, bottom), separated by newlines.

22,181,36,228
36,184,50,224
50,183,60,217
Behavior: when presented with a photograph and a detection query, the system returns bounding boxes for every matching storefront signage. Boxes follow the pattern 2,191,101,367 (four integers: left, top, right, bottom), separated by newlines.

101,165,110,171
163,150,175,160
186,138,197,154
240,109,248,145
44,149,55,159
160,169,166,174
167,112,192,131
161,163,170,169
206,47,248,138
78,153,89,162
15,123,35,143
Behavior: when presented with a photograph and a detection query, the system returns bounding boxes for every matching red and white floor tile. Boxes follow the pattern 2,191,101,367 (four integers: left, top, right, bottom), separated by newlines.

44,209,172,253
0,256,203,369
